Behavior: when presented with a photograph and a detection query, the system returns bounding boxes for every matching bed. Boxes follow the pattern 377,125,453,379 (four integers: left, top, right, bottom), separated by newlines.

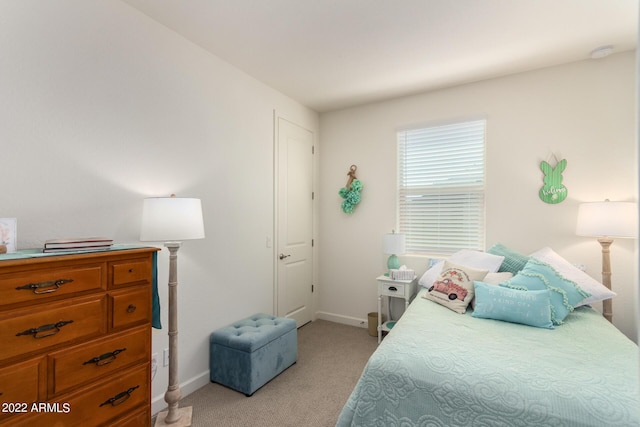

337,247,640,427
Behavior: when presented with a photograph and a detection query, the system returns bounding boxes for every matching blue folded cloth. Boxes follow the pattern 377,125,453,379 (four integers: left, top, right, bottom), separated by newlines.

152,251,161,329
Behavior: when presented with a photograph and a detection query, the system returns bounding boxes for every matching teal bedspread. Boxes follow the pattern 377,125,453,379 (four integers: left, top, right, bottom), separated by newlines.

337,289,640,427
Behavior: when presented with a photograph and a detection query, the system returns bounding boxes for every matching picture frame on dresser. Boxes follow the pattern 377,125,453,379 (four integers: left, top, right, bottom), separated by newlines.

0,218,17,253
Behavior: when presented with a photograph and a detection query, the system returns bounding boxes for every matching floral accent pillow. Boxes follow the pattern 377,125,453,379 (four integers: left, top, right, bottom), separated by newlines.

422,261,488,314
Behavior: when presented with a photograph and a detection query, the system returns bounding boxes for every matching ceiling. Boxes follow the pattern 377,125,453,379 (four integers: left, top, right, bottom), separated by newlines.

121,0,638,113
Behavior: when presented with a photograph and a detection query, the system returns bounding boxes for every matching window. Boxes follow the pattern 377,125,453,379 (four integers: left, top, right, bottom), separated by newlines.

397,119,485,255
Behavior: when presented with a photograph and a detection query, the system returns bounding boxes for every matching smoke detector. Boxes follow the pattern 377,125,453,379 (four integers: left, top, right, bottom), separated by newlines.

590,45,614,59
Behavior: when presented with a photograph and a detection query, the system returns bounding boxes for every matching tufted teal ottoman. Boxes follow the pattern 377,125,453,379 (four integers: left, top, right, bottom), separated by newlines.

209,313,297,396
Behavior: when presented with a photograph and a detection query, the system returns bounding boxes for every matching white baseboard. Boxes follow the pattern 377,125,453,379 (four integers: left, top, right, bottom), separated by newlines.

315,311,368,328
152,371,211,415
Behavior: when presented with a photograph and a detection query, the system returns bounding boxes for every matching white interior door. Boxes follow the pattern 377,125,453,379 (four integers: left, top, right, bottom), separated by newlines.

276,117,314,327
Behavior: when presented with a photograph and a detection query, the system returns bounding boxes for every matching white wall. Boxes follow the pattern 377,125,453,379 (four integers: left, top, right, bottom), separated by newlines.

0,1,318,413
318,52,638,342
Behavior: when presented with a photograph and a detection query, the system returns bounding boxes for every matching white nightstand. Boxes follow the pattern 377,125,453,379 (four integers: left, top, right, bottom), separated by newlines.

376,275,417,343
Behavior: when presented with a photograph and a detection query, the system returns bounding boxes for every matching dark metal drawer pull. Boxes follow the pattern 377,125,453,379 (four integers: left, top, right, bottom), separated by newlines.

16,279,74,294
100,385,139,407
16,320,74,339
126,304,137,313
83,348,127,366
388,286,397,291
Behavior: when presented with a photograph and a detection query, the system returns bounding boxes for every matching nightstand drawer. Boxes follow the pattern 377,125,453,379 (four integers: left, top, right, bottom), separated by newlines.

379,282,411,298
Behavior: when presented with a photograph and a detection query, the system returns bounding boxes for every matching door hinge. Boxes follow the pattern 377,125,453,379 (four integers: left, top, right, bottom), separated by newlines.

312,239,314,247
312,145,315,154
311,284,314,293
312,192,314,200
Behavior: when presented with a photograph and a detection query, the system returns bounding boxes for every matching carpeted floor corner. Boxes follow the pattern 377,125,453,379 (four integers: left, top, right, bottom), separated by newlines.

172,319,378,427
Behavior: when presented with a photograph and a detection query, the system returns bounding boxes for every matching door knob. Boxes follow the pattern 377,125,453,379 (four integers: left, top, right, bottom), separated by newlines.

279,253,291,260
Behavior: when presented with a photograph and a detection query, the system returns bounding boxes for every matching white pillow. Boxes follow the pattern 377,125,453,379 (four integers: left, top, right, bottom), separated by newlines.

529,247,615,307
418,250,504,288
482,272,514,285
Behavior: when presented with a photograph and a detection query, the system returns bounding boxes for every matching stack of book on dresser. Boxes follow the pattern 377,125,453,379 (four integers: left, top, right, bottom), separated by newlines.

43,237,113,253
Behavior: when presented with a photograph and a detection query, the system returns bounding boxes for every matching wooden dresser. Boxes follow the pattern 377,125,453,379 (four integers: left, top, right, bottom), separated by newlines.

0,247,158,427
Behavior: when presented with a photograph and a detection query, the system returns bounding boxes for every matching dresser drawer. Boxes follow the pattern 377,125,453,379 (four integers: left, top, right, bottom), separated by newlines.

0,295,107,363
0,357,45,424
0,265,103,308
110,287,151,330
48,326,150,397
111,259,151,288
23,363,149,427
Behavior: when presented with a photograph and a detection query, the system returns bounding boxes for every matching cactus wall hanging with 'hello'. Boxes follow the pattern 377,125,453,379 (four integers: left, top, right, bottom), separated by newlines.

539,156,567,204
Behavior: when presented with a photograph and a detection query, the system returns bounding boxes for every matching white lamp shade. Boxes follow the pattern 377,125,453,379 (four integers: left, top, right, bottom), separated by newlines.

140,197,205,242
576,201,638,238
383,232,406,255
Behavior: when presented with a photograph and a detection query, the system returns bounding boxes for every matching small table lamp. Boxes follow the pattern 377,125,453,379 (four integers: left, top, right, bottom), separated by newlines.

576,199,637,323
383,231,406,275
140,195,205,427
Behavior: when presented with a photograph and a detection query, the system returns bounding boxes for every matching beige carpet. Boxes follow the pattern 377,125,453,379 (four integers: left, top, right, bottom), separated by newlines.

172,319,378,427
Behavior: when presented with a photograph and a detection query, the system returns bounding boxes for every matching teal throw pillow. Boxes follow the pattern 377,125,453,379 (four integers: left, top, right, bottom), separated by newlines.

487,243,529,274
472,281,554,329
500,258,591,325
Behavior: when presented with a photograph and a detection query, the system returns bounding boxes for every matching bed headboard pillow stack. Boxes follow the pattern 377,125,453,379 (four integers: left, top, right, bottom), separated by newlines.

417,244,613,329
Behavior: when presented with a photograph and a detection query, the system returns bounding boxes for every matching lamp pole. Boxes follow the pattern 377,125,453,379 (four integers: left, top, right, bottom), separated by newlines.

164,242,188,423
598,237,613,323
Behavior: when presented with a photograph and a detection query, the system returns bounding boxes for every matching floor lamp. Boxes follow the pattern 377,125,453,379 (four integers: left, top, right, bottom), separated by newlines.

576,200,637,323
141,195,205,427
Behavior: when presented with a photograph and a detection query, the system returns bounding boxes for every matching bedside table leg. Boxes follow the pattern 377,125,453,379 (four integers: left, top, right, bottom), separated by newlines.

377,294,382,344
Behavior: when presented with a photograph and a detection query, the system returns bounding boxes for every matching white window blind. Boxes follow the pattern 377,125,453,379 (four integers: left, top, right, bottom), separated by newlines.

397,119,485,255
